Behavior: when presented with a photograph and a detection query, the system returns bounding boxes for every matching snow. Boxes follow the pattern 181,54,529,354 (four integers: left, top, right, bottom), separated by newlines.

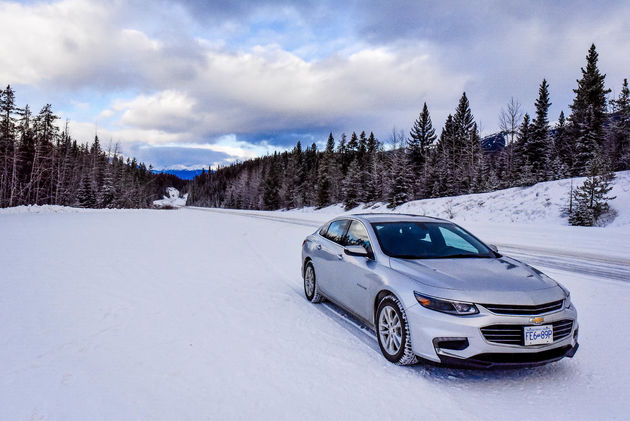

2,203,630,420
285,170,630,226
153,187,188,208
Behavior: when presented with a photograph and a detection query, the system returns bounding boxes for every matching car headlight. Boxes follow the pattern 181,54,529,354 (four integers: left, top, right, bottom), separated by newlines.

558,285,572,309
414,292,479,316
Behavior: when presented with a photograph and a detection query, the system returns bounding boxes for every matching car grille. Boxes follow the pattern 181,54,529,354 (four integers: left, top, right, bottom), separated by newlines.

481,320,574,345
481,300,564,315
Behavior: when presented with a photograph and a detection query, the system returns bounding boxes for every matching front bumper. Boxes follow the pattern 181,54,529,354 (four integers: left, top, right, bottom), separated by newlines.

436,342,579,369
406,301,579,368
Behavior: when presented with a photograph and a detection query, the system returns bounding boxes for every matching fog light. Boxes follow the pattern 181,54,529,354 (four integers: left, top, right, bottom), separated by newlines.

573,327,579,341
433,337,469,351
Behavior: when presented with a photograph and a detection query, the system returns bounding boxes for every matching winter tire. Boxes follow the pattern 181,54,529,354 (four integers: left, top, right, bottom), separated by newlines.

376,295,418,365
304,262,324,303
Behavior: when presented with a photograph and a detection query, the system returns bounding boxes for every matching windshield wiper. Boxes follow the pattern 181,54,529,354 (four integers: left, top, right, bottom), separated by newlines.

432,253,491,259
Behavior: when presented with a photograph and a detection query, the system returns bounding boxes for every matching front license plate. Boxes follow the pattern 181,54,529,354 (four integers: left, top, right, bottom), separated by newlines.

524,325,553,345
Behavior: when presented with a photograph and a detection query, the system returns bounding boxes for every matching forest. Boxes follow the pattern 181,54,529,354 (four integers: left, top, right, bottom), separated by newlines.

0,91,183,209
187,45,628,225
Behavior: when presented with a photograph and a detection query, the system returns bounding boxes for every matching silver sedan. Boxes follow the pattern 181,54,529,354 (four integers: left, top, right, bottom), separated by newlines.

301,214,579,368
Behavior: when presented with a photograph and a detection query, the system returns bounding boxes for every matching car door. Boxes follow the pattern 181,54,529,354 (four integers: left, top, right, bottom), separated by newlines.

314,219,349,296
332,220,378,321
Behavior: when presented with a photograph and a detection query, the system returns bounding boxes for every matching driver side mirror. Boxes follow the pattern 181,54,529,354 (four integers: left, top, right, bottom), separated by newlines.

488,244,499,253
344,245,373,259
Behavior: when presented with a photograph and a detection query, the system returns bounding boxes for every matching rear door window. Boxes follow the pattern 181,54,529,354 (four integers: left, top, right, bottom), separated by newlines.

323,220,348,244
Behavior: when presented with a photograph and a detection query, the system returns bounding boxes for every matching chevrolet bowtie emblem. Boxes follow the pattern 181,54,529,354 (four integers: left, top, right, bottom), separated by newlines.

529,316,545,325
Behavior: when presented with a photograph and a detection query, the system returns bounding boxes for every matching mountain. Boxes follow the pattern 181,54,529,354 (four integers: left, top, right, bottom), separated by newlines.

153,169,204,180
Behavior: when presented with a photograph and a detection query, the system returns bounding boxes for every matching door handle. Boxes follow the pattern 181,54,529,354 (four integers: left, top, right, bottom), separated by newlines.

337,254,343,260
316,244,322,250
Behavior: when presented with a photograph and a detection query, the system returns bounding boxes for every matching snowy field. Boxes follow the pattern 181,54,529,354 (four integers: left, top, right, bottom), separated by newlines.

2,203,630,420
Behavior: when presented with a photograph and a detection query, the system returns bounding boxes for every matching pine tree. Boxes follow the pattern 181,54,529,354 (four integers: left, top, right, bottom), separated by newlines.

364,132,381,202
568,44,611,174
342,158,361,210
387,148,411,208
569,153,616,226
262,156,281,210
606,79,630,170
526,79,552,179
77,174,96,208
0,86,17,207
408,102,437,171
316,133,335,207
513,114,536,186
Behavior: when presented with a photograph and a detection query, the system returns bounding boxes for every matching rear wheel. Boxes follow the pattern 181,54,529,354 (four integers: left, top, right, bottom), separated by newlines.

376,295,417,365
304,262,324,303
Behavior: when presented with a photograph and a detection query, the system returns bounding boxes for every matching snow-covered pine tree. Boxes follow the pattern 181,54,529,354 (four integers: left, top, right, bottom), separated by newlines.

77,174,96,208
567,44,611,175
568,153,616,226
606,78,630,170
342,158,361,210
364,132,382,203
386,130,411,208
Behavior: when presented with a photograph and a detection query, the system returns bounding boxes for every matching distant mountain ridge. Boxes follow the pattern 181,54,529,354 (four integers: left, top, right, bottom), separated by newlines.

152,169,204,180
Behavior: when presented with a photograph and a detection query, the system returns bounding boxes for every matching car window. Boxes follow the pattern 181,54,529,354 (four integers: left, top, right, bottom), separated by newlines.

323,220,348,244
438,226,478,253
345,221,371,249
372,221,492,259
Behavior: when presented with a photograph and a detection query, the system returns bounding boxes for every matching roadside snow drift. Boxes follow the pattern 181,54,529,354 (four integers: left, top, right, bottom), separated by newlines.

1,207,630,420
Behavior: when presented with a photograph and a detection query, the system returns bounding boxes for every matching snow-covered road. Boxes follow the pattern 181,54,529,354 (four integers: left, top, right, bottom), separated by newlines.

2,208,629,420
189,206,630,282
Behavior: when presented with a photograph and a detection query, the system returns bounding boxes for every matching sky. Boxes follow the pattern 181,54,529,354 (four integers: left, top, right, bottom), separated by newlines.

1,0,629,170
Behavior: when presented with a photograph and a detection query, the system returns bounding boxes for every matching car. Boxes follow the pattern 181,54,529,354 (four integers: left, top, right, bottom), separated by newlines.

301,213,579,368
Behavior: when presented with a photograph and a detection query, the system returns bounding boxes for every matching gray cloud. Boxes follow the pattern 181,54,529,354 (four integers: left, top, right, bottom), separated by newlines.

3,0,629,170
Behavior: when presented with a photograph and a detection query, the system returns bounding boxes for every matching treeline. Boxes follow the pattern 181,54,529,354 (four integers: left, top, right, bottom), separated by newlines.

188,44,629,221
0,87,181,208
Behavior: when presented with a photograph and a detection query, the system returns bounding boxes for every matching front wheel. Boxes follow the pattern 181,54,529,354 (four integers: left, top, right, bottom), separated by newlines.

303,262,324,303
376,295,417,365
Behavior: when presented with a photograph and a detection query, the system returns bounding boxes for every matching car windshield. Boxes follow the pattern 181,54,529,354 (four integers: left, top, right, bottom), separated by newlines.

371,221,494,259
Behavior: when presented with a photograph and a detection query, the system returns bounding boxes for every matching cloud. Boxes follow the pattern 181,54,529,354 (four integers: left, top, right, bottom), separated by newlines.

3,0,630,170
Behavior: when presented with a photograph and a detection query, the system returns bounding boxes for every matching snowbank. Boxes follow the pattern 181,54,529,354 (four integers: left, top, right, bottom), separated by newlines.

153,187,188,209
285,170,630,228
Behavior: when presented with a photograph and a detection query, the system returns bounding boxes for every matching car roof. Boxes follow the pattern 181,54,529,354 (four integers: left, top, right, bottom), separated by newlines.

340,213,449,224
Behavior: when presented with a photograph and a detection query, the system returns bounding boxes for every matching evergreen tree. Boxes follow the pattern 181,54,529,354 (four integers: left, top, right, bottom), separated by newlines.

386,130,411,208
77,174,96,208
526,79,552,179
0,86,16,207
568,44,611,174
568,153,616,226
316,133,335,207
554,111,574,170
342,158,361,210
606,79,630,170
408,102,437,170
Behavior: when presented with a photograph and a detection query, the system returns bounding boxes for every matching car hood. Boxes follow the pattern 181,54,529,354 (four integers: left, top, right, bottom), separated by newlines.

389,256,562,303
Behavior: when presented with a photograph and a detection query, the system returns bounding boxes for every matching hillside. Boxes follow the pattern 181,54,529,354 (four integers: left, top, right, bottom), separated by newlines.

282,171,630,227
